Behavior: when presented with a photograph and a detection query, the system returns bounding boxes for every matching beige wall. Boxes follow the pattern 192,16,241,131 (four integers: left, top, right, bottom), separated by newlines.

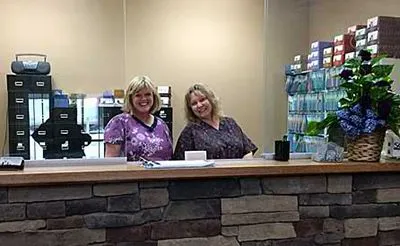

309,0,400,42
0,0,269,155
264,0,310,151
0,0,125,154
125,0,265,152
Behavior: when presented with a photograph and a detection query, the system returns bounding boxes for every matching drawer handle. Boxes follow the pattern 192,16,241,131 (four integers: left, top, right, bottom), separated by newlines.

60,114,69,119
16,143,25,151
14,81,23,87
38,131,46,136
16,131,25,136
16,115,24,120
36,81,45,87
60,130,69,135
15,98,24,104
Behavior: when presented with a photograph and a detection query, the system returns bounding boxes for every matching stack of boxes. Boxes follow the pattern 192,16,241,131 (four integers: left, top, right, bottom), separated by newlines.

322,46,334,68
289,15,400,75
309,41,333,71
291,55,307,73
333,33,356,67
355,26,368,55
366,16,400,58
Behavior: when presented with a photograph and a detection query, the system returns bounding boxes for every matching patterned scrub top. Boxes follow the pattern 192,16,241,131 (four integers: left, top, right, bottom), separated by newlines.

104,113,173,161
173,117,258,160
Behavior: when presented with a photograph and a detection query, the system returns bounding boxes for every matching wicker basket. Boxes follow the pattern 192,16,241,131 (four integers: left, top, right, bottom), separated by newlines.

347,129,386,162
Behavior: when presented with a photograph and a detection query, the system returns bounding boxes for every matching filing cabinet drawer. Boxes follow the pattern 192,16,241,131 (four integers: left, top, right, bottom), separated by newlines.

9,138,30,159
31,124,53,143
30,75,52,93
53,124,84,138
9,124,30,139
8,107,29,125
7,75,31,92
51,108,77,123
8,92,29,108
7,74,52,93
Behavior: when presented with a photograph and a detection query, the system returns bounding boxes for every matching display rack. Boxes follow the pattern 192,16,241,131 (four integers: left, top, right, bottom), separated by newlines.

285,67,345,153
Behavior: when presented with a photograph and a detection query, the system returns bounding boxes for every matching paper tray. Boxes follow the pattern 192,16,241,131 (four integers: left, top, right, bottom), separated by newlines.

142,160,215,169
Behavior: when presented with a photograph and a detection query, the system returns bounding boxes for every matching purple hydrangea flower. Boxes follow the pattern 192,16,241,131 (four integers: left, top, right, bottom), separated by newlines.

365,109,378,119
363,118,378,133
336,109,350,120
349,115,363,126
350,104,363,116
340,120,360,138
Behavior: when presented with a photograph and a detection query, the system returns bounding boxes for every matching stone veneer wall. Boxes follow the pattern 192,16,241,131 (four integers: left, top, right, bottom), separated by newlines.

1,173,400,245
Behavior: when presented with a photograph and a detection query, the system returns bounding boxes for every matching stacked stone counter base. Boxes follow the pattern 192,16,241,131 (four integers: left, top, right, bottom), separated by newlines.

1,173,400,245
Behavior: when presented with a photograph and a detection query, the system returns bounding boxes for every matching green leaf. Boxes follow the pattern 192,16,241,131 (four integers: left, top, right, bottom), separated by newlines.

373,64,394,78
340,82,360,90
339,98,352,107
344,58,361,69
371,55,386,66
306,114,338,136
370,87,390,101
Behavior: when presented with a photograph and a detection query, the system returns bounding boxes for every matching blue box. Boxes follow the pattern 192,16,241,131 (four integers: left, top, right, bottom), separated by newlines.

53,94,69,108
311,41,333,53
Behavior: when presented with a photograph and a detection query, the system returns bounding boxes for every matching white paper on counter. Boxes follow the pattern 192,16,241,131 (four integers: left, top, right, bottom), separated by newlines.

142,160,215,169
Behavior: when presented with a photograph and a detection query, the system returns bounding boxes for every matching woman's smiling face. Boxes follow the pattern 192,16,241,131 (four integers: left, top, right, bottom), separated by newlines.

190,90,213,120
131,87,154,115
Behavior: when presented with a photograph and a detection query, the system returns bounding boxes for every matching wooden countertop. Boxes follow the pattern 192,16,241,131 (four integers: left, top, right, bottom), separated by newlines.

1,159,400,186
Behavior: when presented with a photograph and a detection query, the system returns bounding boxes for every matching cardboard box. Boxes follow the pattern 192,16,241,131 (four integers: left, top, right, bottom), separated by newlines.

311,41,333,52
367,44,400,58
334,34,356,47
347,25,366,34
355,28,367,40
333,54,345,67
367,30,400,45
308,59,323,71
356,38,368,52
323,47,333,57
293,55,306,64
367,16,400,31
334,43,355,55
323,57,332,68
345,52,356,61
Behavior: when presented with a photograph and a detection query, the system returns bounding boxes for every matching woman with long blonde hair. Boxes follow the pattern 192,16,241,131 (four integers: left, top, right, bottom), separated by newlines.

173,83,257,160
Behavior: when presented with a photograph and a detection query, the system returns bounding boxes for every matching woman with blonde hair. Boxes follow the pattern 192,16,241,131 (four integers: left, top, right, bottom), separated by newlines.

173,83,257,160
104,76,172,161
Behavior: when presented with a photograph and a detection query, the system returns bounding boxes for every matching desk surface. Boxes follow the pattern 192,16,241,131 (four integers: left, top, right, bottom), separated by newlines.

1,159,400,186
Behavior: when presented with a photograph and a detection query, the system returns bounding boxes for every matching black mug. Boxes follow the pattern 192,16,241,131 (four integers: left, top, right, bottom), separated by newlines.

274,140,290,161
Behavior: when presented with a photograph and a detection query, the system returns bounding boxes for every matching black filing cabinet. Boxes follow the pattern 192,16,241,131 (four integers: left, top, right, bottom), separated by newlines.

7,74,52,160
155,107,173,137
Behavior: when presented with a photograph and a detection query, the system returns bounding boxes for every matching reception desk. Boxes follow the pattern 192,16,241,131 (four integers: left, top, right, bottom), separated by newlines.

0,159,400,245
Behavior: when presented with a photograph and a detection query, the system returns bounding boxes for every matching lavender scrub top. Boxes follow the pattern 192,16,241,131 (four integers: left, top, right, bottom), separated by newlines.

173,117,258,160
104,113,173,161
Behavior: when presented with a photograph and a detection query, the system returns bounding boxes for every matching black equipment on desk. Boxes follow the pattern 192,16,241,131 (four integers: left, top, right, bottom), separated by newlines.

0,157,24,171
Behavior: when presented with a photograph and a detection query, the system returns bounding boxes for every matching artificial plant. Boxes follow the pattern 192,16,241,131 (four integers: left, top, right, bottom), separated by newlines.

307,49,400,139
